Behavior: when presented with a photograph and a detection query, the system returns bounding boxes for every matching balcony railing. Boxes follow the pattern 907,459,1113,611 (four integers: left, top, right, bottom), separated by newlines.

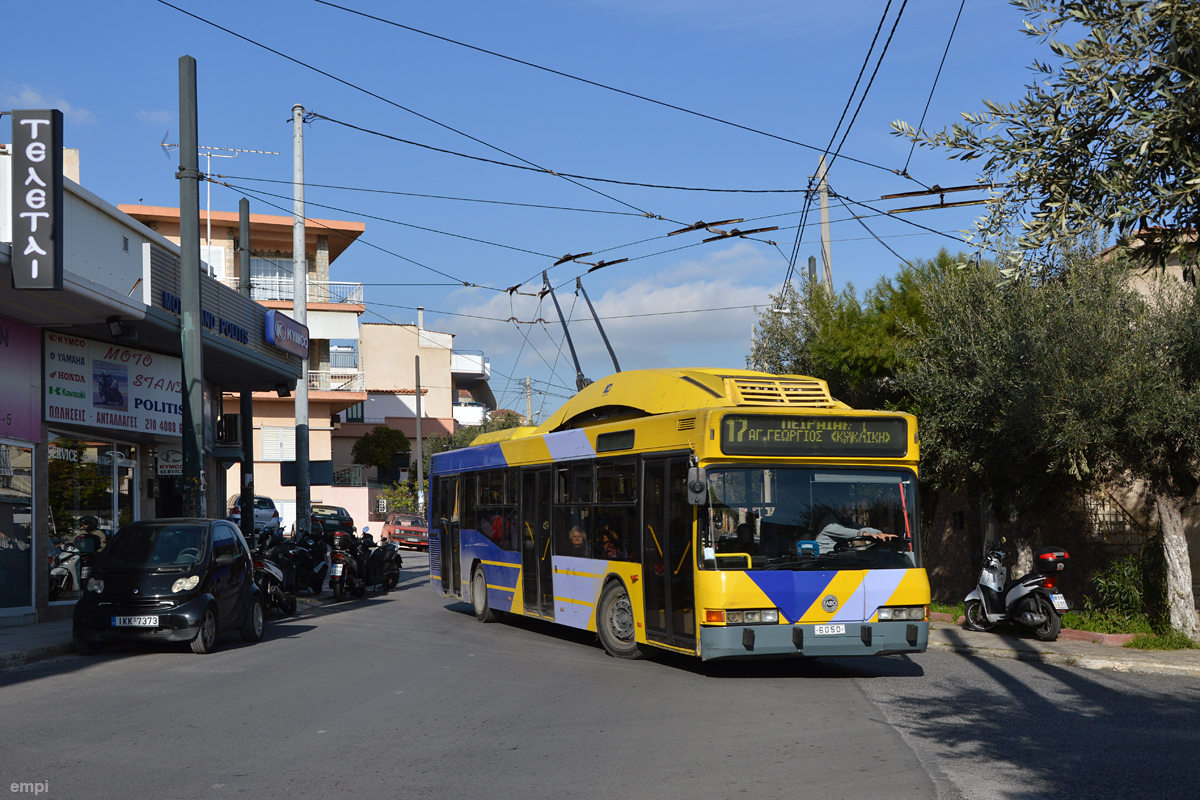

309,369,366,392
219,278,364,304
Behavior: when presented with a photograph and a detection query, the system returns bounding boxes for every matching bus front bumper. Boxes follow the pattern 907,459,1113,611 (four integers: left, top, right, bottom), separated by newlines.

698,620,929,661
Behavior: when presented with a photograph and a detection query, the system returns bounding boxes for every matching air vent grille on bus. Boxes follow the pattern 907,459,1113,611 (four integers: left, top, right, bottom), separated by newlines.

677,418,696,431
729,378,835,407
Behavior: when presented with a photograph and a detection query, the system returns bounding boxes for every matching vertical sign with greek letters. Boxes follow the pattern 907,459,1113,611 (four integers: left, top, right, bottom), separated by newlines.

11,109,64,290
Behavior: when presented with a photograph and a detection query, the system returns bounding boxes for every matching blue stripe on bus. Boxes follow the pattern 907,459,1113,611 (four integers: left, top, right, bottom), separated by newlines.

430,443,509,475
747,571,839,623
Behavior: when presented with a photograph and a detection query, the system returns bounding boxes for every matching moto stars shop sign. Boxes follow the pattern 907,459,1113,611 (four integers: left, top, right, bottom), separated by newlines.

44,333,184,435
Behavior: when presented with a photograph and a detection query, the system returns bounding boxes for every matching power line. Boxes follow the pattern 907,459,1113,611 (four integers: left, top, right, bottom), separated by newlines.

902,0,966,176
309,112,808,195
215,177,556,259
215,174,648,216
309,0,905,176
154,0,664,220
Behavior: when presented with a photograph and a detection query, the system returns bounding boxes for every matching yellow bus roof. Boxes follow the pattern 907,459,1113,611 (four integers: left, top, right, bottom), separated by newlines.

471,368,854,445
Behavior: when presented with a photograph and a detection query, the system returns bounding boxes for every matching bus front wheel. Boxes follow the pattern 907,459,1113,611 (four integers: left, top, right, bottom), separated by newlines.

472,566,501,623
597,581,644,659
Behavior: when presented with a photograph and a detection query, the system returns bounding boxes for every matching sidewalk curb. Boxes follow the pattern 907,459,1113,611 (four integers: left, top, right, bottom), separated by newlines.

925,639,1200,678
0,641,74,671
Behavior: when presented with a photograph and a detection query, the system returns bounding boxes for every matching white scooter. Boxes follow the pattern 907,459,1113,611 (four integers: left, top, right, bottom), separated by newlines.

964,539,1070,641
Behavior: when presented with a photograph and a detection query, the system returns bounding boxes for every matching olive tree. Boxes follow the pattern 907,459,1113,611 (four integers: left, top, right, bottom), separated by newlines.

903,242,1200,639
893,0,1200,274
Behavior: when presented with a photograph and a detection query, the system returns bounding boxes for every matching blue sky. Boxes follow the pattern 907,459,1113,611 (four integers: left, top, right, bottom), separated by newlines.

4,1,1050,420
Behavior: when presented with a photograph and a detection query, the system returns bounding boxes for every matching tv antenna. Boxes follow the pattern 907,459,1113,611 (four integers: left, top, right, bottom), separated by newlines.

161,133,280,277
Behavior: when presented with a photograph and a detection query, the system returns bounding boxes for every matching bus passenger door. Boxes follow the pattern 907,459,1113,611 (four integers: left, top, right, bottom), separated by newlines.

437,476,460,597
521,468,554,619
641,456,696,649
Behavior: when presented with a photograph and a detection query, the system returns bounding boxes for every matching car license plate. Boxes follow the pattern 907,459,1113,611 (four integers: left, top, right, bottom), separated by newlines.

331,563,343,576
404,537,418,542
1051,593,1068,611
112,616,158,627
814,624,845,635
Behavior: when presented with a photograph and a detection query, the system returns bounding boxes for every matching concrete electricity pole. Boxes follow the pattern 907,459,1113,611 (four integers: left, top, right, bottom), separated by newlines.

177,56,206,517
293,104,311,536
525,377,532,424
414,355,424,513
817,154,833,293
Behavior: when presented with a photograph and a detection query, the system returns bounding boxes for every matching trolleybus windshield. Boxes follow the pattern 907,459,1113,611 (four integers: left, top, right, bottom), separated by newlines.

700,468,916,571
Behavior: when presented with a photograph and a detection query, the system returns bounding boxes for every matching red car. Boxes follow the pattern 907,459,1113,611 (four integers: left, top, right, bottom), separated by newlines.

382,512,428,551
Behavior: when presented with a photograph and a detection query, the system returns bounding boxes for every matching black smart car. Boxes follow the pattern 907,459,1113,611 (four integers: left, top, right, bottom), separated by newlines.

72,518,264,655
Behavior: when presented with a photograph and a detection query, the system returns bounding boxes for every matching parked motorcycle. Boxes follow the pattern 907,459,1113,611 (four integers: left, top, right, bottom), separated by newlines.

290,523,330,596
328,528,366,601
49,535,101,601
358,527,401,593
964,538,1070,641
251,531,297,616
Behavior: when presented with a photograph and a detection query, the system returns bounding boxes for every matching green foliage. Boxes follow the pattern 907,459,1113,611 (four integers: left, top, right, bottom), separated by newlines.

378,481,420,515
900,235,1144,514
893,0,1200,272
747,250,958,410
1087,556,1144,619
930,600,964,618
351,425,411,474
1062,609,1154,636
1125,630,1200,651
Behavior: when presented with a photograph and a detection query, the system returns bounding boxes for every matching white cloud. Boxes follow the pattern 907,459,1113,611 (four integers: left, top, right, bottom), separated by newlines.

435,241,782,407
0,84,96,124
136,109,174,127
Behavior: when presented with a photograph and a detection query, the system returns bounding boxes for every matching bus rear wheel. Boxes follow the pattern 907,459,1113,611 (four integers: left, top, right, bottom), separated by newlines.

472,566,501,623
597,581,643,659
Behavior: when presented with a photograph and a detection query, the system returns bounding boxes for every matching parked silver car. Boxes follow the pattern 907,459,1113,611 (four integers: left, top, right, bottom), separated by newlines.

228,495,281,535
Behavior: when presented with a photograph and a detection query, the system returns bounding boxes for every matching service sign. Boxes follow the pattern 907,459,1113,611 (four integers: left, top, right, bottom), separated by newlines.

265,310,309,358
157,447,183,476
720,414,908,459
44,333,185,436
11,110,64,290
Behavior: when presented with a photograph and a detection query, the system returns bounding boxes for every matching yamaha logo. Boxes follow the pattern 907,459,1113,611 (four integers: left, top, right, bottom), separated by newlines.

822,594,838,612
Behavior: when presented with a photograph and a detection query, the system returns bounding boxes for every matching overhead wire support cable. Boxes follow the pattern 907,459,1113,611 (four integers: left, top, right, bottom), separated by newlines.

309,0,904,176
902,0,966,176
154,0,664,220
303,113,807,195
214,174,647,216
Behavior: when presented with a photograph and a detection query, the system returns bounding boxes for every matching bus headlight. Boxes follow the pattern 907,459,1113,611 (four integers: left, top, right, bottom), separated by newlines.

705,608,780,625
877,606,926,621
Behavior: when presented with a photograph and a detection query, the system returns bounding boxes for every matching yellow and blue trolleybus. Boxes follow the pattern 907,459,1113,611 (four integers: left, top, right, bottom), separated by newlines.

429,368,929,661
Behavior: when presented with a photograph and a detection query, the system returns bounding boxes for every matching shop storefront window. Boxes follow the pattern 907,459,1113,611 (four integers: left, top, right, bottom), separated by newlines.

48,433,137,603
0,442,34,610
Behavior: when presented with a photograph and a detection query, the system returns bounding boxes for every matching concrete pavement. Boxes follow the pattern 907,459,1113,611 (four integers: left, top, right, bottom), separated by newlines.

3,603,1198,677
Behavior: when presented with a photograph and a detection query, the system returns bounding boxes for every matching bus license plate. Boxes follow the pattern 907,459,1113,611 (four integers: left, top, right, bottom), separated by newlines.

112,616,158,627
1051,594,1068,611
815,624,845,635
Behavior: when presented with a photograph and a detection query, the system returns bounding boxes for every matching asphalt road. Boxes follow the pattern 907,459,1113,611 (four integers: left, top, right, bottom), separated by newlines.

2,554,1198,800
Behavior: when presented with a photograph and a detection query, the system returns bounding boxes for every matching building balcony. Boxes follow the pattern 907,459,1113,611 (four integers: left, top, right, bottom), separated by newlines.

309,369,366,392
451,350,490,381
219,278,364,305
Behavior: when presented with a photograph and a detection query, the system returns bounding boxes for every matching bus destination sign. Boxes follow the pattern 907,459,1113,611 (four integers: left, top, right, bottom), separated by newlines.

721,415,908,458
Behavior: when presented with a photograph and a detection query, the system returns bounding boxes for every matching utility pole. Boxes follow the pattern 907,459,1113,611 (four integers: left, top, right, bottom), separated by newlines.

238,198,255,544
292,104,310,537
414,355,424,513
177,56,205,517
817,154,833,293
525,377,532,424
